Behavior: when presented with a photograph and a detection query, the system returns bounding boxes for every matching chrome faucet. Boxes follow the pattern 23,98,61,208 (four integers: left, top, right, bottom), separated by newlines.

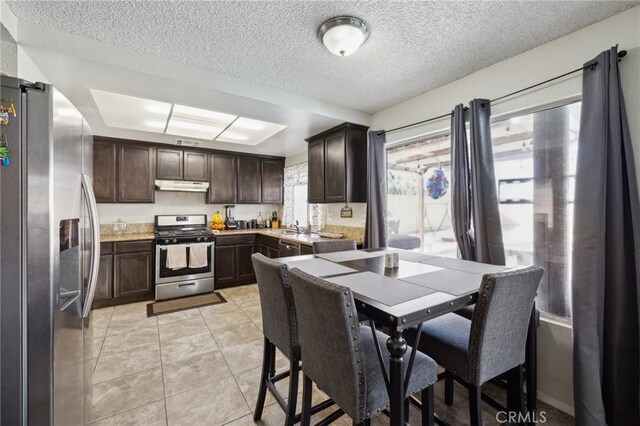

293,220,302,233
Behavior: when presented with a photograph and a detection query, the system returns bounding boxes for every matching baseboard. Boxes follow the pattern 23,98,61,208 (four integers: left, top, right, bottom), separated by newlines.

536,391,574,417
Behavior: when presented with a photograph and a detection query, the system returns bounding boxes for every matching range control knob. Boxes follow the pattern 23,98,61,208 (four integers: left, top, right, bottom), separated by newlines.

172,238,178,243
197,237,202,242
164,239,169,244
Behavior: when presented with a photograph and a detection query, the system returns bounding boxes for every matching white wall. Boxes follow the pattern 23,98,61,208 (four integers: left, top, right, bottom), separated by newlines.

370,6,640,415
97,191,279,225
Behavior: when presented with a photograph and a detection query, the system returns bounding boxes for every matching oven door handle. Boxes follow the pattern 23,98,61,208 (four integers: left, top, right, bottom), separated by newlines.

158,243,213,251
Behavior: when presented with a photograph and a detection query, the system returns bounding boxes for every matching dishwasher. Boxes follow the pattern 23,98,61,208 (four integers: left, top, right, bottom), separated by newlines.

278,240,300,257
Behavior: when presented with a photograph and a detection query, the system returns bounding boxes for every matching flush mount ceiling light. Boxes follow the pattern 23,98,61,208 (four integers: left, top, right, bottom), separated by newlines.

318,16,369,57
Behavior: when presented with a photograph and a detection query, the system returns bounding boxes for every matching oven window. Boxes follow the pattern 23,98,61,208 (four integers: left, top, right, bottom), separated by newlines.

158,245,212,278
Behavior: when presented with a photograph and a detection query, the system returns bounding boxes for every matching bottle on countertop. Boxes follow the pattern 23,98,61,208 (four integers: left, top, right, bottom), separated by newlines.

257,212,265,228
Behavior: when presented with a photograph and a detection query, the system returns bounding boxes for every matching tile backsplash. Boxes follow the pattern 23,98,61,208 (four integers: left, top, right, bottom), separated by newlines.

323,203,367,228
97,191,281,225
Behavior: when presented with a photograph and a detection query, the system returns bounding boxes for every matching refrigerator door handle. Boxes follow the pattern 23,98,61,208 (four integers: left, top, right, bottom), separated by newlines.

81,174,101,318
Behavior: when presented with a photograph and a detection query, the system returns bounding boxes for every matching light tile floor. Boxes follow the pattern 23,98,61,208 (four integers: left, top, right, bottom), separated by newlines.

86,284,574,425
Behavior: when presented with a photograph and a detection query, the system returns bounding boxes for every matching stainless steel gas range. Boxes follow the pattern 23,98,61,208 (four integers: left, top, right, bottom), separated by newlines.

155,214,214,300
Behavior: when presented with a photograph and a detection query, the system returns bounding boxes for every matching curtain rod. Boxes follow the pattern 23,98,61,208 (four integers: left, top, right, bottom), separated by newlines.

378,49,627,136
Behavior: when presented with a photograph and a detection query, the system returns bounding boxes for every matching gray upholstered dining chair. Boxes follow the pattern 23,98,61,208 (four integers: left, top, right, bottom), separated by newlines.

289,267,438,426
404,266,544,426
311,239,357,254
252,254,333,425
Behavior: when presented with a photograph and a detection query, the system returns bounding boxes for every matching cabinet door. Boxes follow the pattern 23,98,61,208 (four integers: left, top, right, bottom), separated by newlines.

209,154,237,204
156,148,183,180
184,150,208,182
307,138,325,203
237,156,262,204
324,131,346,203
93,140,117,203
113,252,153,297
94,255,113,301
300,244,313,255
261,159,284,204
118,144,156,203
236,244,256,282
267,246,280,259
215,245,237,285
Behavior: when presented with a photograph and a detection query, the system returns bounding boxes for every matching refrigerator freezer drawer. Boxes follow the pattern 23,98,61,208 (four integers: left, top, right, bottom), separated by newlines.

155,277,214,301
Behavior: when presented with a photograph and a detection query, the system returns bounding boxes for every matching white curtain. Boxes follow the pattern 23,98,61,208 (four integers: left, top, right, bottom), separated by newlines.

283,162,324,229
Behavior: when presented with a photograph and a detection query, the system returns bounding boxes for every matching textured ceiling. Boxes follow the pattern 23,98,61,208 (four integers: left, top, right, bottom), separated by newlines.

7,1,637,114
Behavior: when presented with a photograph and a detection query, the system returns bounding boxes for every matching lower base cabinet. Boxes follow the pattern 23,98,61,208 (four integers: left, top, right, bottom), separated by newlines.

93,241,154,309
214,235,256,289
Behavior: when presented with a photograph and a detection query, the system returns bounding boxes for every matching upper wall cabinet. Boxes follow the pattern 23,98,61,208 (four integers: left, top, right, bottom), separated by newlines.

261,158,284,204
184,150,208,181
306,123,369,204
118,144,156,203
237,156,262,204
93,137,156,204
94,140,117,203
157,148,208,182
208,153,237,204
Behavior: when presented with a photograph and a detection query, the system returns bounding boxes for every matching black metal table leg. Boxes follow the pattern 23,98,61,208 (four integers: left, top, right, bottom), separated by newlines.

387,330,407,426
526,304,537,413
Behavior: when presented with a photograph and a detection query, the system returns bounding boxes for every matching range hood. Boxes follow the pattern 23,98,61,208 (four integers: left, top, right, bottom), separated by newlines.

155,180,209,192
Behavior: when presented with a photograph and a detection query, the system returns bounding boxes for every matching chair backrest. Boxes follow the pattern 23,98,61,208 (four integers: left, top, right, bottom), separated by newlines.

312,239,357,254
289,268,365,422
469,265,544,385
251,253,299,359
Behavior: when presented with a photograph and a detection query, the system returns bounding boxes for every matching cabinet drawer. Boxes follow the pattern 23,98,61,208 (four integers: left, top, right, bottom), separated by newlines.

114,240,153,253
100,242,113,255
260,235,280,249
215,235,256,246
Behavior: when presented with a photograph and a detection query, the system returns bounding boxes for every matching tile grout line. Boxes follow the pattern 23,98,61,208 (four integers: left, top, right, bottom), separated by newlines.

197,302,256,419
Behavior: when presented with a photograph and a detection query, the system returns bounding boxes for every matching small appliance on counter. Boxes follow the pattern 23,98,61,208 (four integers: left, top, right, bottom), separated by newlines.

236,220,247,229
224,205,237,230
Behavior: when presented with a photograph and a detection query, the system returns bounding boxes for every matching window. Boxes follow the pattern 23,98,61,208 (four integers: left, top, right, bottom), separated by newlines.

387,133,457,258
386,100,580,319
283,162,323,229
292,184,308,226
491,101,580,319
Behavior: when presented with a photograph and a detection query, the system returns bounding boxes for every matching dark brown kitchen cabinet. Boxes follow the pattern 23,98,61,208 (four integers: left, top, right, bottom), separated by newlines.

156,148,183,180
184,150,208,181
92,240,154,309
114,251,153,297
237,156,262,204
258,235,280,259
214,246,237,286
306,123,368,204
307,139,325,203
93,140,117,203
94,255,114,302
261,158,284,204
300,244,314,255
157,148,208,182
208,154,237,204
214,235,257,288
118,144,156,203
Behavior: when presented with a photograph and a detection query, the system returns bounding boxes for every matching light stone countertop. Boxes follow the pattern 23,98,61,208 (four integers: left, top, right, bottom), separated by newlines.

100,229,363,246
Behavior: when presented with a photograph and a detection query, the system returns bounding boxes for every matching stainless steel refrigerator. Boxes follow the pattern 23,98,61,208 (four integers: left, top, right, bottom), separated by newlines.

1,75,100,425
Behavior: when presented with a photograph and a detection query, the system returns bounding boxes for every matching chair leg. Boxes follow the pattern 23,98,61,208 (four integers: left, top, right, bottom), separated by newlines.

525,308,537,413
468,385,482,426
422,386,435,426
285,357,300,426
444,371,454,406
254,337,273,421
352,420,371,426
301,374,313,426
269,343,277,378
507,365,525,418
